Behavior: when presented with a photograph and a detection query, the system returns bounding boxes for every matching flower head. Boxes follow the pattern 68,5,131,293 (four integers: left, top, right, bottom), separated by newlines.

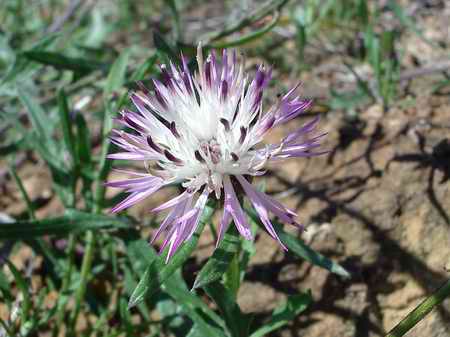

107,44,326,260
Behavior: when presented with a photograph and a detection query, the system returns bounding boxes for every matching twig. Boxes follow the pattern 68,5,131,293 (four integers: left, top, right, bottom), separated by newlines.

204,0,288,43
399,60,450,82
47,0,85,33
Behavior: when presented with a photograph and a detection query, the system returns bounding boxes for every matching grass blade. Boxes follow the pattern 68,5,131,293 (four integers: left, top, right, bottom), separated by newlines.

57,89,77,168
204,282,252,337
246,208,350,278
0,210,132,240
22,51,104,73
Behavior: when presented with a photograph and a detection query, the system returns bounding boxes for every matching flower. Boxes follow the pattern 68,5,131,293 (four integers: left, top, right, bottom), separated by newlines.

107,44,326,261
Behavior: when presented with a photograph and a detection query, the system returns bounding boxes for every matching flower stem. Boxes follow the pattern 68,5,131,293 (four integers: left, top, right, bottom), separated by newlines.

69,230,95,333
385,278,450,337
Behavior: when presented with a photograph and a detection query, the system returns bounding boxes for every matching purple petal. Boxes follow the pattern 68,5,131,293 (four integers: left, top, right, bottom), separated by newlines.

111,180,164,213
105,176,162,189
151,190,193,213
107,152,157,161
150,197,190,244
223,175,253,240
236,176,287,250
282,116,321,144
216,209,232,247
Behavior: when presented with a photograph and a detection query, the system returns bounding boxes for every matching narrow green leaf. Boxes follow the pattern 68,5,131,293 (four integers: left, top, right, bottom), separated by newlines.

224,253,241,299
104,49,130,97
22,51,104,73
0,210,132,240
128,202,215,308
164,272,227,336
204,282,252,337
0,268,10,293
122,265,151,320
275,223,350,278
57,89,77,167
246,208,350,278
17,87,53,141
165,289,227,337
5,261,31,322
250,292,311,337
75,113,92,167
128,262,154,308
153,32,179,62
357,0,369,26
129,54,158,82
0,138,27,156
164,0,181,40
193,225,240,290
1,33,59,84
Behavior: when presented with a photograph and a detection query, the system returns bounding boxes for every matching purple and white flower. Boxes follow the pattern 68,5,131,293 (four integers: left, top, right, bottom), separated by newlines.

107,44,326,260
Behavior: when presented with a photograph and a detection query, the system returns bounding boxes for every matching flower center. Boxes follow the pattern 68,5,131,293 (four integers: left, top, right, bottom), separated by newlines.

200,138,222,164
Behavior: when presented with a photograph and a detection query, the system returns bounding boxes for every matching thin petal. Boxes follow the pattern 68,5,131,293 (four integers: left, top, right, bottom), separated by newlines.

151,190,193,213
111,180,164,213
236,176,287,250
223,175,252,240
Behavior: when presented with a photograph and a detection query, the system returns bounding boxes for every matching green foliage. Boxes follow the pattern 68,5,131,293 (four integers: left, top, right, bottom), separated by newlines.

193,226,241,290
0,210,132,239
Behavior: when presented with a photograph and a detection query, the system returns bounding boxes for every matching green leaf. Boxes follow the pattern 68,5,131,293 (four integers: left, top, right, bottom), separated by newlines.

129,54,158,82
22,51,104,73
246,208,350,278
0,268,10,293
17,87,53,142
0,138,27,156
5,261,31,322
57,89,77,168
1,33,59,84
164,0,181,40
153,32,179,62
164,272,227,337
0,210,132,240
74,113,92,167
128,262,154,309
224,253,241,299
204,282,252,337
104,49,130,97
275,223,350,278
193,225,240,290
128,202,215,308
250,292,311,337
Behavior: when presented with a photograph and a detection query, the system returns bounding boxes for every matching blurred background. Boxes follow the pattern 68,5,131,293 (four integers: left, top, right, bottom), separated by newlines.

0,0,449,336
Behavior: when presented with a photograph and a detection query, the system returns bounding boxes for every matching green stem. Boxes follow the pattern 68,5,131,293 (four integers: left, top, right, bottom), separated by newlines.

69,230,95,332
53,234,76,337
68,97,114,333
385,278,450,337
